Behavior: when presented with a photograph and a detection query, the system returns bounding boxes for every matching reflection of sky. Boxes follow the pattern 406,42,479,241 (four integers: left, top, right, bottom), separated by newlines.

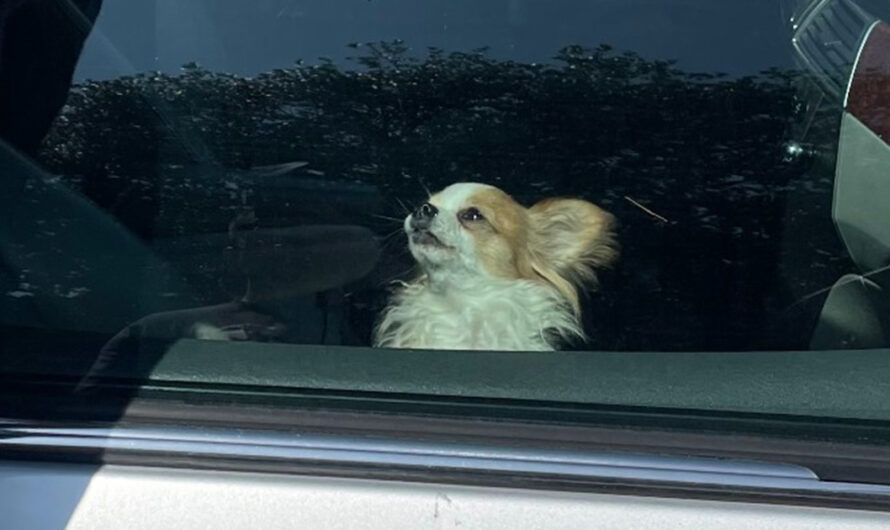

75,0,795,82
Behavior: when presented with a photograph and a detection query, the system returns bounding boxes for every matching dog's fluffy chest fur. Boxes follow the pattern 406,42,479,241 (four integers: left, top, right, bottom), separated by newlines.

374,276,581,351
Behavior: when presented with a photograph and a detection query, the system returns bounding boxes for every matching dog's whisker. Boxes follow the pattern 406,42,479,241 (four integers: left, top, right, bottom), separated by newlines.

378,235,408,255
379,238,407,254
394,197,412,215
370,213,404,223
376,264,418,287
417,177,432,197
381,235,405,248
378,227,405,241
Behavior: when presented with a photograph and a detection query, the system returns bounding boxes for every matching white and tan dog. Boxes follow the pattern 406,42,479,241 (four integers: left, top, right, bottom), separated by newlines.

374,182,617,351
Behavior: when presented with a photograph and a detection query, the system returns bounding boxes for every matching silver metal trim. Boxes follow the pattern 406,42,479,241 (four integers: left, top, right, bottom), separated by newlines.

8,462,888,530
3,423,890,497
843,20,881,108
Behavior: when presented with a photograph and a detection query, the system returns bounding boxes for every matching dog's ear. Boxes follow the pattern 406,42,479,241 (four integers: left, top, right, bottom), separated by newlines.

527,198,618,313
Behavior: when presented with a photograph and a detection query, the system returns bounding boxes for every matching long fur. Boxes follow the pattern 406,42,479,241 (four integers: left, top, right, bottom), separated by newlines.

374,183,618,351
375,274,582,350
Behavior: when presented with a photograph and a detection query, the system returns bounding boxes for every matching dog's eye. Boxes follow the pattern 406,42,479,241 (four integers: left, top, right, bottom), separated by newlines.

459,207,485,222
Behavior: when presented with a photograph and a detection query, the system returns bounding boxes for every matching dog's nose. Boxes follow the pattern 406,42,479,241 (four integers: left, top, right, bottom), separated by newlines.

410,202,438,230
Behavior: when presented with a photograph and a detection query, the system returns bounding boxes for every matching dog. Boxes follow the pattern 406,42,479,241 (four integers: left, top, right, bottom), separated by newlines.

374,182,617,351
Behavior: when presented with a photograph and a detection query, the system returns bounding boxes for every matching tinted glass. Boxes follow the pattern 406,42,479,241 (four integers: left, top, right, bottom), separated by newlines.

2,0,890,385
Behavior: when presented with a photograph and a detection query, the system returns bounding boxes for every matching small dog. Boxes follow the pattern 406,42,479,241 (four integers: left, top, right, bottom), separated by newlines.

374,182,618,351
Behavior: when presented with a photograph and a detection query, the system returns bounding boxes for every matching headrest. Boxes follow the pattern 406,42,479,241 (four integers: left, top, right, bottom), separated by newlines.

834,21,890,276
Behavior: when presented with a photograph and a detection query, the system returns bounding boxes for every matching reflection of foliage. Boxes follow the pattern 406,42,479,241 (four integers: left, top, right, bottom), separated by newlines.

43,42,799,205
39,42,849,351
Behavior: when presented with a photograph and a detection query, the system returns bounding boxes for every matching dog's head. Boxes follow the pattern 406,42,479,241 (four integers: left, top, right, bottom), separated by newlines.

404,182,618,313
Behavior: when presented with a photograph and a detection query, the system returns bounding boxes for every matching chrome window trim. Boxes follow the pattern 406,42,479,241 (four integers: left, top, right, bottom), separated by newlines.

9,462,890,530
4,422,890,505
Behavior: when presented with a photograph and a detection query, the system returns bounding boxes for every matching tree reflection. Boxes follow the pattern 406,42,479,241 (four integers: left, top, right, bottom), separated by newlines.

37,41,849,350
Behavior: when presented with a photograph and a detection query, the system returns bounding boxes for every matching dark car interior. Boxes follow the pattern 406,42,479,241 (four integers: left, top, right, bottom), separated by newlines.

1,0,889,389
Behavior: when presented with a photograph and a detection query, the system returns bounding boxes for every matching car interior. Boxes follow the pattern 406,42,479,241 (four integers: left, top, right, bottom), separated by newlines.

4,0,890,527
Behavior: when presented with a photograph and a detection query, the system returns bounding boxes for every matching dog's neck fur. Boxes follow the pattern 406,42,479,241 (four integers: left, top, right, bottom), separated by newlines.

374,269,583,351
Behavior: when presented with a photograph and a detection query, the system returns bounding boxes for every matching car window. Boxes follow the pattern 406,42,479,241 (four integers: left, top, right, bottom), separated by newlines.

2,0,890,425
